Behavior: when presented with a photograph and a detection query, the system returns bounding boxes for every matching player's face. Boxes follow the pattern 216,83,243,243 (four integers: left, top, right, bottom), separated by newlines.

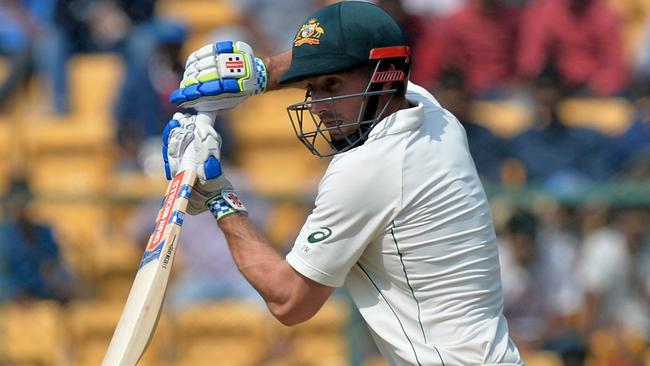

303,68,372,140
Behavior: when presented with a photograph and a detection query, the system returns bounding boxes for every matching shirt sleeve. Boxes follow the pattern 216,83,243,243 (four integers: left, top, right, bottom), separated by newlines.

286,149,401,287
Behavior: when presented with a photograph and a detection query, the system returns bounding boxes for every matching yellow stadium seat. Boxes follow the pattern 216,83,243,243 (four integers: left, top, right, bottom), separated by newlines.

239,147,325,197
67,300,174,366
470,100,534,137
364,353,389,366
291,335,349,365
287,298,351,365
27,152,113,196
157,0,240,33
109,171,168,201
0,121,13,195
23,115,114,154
0,56,8,85
230,89,309,148
176,339,266,366
521,351,563,366
27,54,123,120
2,301,67,366
91,236,143,300
30,200,110,280
291,298,350,336
264,200,312,249
558,97,634,135
68,54,124,117
175,301,271,366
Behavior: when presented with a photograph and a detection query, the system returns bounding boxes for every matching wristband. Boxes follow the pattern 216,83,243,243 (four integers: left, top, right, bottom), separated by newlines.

206,190,248,221
253,57,268,95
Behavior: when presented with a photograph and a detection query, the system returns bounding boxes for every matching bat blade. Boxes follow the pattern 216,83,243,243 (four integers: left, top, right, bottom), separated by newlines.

102,168,197,366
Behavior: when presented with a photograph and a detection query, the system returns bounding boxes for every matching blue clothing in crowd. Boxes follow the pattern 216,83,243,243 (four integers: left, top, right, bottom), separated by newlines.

0,220,67,300
509,120,616,183
612,118,650,173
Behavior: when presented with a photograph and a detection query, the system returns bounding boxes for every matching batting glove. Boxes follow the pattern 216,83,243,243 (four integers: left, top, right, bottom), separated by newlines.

162,113,237,216
169,41,267,112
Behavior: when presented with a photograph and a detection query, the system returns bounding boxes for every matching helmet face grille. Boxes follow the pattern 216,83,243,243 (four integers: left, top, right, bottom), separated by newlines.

286,89,396,158
286,51,410,157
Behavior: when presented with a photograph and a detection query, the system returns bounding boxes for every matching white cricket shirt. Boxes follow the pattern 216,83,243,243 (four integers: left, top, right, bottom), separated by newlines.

286,83,523,366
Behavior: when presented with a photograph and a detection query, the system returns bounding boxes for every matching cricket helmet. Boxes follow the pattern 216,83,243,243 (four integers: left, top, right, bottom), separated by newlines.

280,1,411,157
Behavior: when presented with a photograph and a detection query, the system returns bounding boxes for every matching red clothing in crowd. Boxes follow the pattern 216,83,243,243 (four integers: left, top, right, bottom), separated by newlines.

412,3,521,96
517,0,628,96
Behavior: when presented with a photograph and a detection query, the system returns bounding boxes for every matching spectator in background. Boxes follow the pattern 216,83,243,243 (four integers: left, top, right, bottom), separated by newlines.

0,0,55,111
508,67,615,183
517,0,628,97
412,0,522,98
35,0,186,166
499,209,586,365
611,92,650,180
0,178,76,303
577,206,650,338
435,69,508,183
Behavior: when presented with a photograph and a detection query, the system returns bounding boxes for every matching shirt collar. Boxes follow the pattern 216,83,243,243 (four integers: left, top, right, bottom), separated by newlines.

366,101,424,142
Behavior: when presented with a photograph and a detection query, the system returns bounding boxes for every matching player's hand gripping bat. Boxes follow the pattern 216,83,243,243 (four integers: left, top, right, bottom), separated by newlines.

102,111,216,366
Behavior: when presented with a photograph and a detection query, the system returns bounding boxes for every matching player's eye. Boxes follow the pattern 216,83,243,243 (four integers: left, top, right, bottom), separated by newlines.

326,78,339,90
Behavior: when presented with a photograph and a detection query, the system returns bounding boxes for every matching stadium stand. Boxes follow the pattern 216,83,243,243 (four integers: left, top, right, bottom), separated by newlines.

175,301,270,366
0,117,12,196
521,351,563,366
156,0,241,58
229,89,328,197
558,97,635,135
0,0,649,365
67,299,174,366
288,298,350,365
2,301,67,365
470,100,534,138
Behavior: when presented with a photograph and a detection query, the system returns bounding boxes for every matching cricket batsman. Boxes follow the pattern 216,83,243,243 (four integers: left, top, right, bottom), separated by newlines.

163,1,525,364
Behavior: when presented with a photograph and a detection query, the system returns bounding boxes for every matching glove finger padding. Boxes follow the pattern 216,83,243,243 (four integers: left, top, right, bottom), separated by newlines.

162,113,194,180
193,121,222,180
169,41,267,112
168,123,195,170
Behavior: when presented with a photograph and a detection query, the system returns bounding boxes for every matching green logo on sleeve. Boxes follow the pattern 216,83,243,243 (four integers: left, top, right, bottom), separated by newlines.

307,227,332,243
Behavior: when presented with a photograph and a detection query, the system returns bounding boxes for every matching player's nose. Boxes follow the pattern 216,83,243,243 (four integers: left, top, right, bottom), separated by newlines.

309,97,332,116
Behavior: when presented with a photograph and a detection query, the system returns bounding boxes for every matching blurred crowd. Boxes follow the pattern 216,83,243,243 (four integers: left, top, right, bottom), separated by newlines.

392,0,650,187
0,0,649,365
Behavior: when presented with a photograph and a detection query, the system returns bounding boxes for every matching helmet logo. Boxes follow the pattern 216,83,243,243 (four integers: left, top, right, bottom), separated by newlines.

294,19,325,47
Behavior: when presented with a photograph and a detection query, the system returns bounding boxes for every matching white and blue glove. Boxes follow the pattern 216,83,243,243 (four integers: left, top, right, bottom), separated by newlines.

169,41,267,112
162,112,244,217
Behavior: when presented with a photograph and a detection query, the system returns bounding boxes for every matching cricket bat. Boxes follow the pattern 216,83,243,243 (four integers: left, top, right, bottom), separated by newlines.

102,111,216,366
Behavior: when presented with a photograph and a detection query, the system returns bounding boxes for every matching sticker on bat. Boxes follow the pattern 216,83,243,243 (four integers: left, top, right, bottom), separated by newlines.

148,171,185,251
140,241,165,269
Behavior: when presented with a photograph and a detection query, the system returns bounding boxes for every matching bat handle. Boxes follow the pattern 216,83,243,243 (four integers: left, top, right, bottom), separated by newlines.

195,111,217,128
177,111,217,172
